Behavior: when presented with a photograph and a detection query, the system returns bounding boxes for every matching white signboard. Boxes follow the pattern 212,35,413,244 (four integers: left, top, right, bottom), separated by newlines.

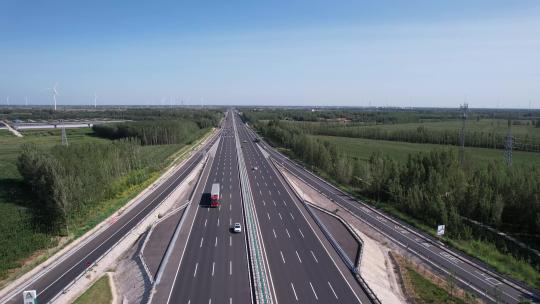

23,290,37,304
437,224,445,236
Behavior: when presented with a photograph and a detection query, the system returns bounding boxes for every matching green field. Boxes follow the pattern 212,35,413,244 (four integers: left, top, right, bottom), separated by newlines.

73,275,112,304
0,127,202,284
313,135,540,166
290,118,540,139
368,119,540,138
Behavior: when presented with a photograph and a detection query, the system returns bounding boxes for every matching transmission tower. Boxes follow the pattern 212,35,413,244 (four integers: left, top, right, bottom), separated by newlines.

459,103,468,165
60,120,68,146
504,117,513,167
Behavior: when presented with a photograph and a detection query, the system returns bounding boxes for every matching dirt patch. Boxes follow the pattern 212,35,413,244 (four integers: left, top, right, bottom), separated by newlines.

114,236,152,304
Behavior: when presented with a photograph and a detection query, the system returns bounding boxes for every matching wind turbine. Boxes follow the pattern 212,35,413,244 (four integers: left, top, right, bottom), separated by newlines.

94,92,97,109
6,96,9,106
47,83,59,111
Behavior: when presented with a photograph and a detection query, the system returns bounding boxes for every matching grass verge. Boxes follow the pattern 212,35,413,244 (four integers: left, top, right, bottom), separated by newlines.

73,275,112,304
393,252,475,304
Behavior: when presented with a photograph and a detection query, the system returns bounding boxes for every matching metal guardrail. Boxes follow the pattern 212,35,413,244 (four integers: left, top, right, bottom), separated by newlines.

233,114,274,304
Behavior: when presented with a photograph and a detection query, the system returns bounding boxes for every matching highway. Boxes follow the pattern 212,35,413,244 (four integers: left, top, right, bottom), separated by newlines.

243,116,540,303
234,111,369,304
0,130,219,304
166,111,252,304
159,109,370,303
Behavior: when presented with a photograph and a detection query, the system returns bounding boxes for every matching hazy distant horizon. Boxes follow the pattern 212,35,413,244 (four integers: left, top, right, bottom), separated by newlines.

2,103,538,111
1,1,539,109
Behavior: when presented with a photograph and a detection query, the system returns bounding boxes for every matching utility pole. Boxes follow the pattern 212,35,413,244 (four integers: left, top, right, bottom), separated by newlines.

61,120,68,146
459,103,468,166
505,117,513,167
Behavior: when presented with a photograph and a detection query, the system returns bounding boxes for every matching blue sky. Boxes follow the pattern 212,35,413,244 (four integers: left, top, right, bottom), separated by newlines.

1,1,539,108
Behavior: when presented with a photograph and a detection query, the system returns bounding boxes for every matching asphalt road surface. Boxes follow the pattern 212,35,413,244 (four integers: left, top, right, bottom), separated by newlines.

243,115,540,304
166,111,252,304
234,111,369,304
0,132,218,304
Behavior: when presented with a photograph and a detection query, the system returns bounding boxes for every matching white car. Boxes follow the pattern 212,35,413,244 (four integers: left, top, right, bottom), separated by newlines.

233,223,242,233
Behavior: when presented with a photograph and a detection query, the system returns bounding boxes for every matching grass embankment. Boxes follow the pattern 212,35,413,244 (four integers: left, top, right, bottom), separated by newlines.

73,275,112,304
313,135,540,167
0,127,210,285
274,136,540,290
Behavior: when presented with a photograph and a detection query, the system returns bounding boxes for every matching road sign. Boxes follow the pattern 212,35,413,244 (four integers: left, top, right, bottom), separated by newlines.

23,290,37,304
437,224,445,236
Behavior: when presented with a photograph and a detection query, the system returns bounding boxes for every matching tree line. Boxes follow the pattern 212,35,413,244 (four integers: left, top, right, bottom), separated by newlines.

255,120,540,264
2,107,223,127
92,120,203,145
240,108,540,125
17,139,149,233
271,120,540,153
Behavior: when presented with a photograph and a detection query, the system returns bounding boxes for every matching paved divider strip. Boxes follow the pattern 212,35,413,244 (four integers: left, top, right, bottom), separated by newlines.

233,114,274,304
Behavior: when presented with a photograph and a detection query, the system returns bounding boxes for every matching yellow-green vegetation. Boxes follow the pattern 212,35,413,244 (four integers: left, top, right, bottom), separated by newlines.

405,265,467,304
450,239,540,290
73,275,112,304
313,135,540,167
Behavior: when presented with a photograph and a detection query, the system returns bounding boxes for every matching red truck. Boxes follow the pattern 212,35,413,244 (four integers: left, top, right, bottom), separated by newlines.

211,183,220,207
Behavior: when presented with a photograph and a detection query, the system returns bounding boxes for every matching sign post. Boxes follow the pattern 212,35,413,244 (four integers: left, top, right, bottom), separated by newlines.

437,224,445,237
23,290,37,304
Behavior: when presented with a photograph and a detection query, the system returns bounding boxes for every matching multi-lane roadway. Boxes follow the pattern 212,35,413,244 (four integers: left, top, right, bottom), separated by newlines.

234,111,368,303
160,109,369,303
165,111,252,304
244,114,540,304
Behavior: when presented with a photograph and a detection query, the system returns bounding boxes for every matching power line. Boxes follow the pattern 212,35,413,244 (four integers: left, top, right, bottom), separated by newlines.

459,103,468,166
504,116,512,167
61,120,68,146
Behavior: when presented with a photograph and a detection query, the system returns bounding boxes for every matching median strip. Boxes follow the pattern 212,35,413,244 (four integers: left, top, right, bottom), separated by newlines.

233,113,275,304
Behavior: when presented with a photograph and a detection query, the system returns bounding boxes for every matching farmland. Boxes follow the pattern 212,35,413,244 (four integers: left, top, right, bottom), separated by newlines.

289,118,540,138
313,134,540,167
